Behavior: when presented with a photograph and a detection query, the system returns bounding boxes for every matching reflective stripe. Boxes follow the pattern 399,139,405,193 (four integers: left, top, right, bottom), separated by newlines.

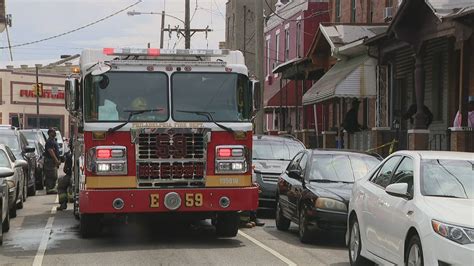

86,176,137,189
205,175,252,187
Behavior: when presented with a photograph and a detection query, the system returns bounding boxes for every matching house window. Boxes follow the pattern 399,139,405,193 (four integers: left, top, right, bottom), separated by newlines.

335,0,341,22
351,0,356,23
296,22,301,58
275,32,280,67
266,39,271,76
432,53,443,120
284,29,290,61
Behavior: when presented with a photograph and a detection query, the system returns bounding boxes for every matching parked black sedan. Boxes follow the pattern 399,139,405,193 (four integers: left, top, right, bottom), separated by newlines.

275,149,381,243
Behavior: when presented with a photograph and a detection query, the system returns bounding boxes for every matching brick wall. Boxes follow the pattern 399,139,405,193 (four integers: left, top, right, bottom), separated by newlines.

329,0,399,23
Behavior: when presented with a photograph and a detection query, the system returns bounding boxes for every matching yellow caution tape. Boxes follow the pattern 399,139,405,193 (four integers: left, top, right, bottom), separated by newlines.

366,139,398,154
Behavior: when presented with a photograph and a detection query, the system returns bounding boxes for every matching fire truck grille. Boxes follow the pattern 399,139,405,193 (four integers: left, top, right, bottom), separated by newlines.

137,133,205,159
137,162,205,187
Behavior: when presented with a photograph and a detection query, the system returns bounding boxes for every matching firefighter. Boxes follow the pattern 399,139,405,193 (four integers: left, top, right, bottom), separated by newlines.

44,128,60,194
57,142,73,211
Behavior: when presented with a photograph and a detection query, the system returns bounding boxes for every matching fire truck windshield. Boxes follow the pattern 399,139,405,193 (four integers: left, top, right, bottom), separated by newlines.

84,72,169,122
172,73,252,122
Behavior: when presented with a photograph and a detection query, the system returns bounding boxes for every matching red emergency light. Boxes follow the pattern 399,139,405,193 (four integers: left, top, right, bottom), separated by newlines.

217,148,232,158
97,149,112,159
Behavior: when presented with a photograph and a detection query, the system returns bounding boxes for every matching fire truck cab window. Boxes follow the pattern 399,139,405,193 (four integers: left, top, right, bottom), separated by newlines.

172,73,252,122
84,72,169,122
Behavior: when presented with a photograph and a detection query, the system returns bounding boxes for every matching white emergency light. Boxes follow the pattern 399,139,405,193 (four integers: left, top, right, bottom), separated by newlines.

103,48,229,57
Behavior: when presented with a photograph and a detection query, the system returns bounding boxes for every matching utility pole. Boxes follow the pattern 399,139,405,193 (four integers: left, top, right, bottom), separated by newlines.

160,10,166,48
163,0,212,49
254,0,264,134
185,0,191,49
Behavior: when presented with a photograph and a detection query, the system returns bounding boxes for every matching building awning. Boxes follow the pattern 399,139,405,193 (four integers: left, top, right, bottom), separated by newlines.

302,55,376,105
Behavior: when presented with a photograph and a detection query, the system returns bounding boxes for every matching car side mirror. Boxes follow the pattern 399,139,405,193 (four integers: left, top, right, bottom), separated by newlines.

24,145,35,153
14,159,28,168
287,169,302,180
385,183,409,198
0,167,14,178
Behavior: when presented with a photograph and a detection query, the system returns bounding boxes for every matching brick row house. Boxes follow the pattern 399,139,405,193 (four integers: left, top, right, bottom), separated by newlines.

263,0,330,144
365,0,474,153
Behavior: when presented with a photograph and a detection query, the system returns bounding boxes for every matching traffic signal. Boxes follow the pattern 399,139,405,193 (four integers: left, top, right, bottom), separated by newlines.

32,83,44,97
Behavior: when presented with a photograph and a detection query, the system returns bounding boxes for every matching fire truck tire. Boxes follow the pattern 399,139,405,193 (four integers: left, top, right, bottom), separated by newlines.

80,214,102,238
215,212,239,238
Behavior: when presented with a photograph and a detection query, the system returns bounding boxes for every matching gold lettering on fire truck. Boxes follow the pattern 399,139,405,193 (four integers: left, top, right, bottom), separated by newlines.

185,193,203,207
150,194,160,208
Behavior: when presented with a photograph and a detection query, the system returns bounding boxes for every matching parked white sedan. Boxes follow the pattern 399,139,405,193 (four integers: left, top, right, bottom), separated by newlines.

346,151,474,266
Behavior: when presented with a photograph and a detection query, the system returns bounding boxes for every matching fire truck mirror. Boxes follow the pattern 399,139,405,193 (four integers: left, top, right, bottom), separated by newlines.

65,78,79,111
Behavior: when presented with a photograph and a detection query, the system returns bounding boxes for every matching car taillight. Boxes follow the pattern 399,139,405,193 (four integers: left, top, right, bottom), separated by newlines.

87,146,127,175
215,145,248,174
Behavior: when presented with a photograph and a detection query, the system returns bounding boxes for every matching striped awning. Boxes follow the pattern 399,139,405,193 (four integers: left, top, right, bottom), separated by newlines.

302,55,377,105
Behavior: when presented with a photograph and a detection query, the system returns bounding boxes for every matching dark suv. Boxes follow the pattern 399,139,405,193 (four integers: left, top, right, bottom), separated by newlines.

0,126,37,197
252,135,305,210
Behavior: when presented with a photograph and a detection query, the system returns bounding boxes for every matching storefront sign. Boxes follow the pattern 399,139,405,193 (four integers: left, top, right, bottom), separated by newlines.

12,82,65,105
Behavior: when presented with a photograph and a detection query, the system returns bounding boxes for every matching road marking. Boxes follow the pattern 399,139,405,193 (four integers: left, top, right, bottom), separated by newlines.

238,230,297,266
32,196,58,266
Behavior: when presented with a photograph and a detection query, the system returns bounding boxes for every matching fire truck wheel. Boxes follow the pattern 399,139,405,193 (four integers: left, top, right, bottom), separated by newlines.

80,214,102,238
215,212,239,238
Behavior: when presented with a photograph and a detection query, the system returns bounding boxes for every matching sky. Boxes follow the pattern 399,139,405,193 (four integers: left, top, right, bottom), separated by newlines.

0,0,227,63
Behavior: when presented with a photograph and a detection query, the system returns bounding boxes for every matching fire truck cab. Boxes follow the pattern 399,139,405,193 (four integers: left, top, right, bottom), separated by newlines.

65,48,258,238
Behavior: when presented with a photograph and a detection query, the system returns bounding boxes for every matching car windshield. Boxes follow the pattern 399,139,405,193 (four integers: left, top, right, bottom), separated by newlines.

84,72,169,122
172,73,252,122
253,140,304,160
0,134,19,152
0,150,10,167
421,159,474,199
309,154,381,183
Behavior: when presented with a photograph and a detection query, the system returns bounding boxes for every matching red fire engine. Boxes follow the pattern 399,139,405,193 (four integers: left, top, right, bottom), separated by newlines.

65,48,258,238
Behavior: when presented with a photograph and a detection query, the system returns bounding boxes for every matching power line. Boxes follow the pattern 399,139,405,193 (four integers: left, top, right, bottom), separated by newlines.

0,0,143,50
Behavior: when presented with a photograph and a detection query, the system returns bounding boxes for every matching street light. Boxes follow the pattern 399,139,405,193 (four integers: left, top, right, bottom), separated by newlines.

127,10,185,48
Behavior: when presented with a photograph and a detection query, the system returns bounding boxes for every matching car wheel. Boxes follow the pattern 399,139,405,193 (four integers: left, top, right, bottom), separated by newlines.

36,169,44,190
215,212,239,237
16,186,24,210
406,234,423,266
275,200,290,231
27,182,36,196
80,214,102,238
2,203,10,233
9,199,17,219
349,217,371,265
298,206,312,243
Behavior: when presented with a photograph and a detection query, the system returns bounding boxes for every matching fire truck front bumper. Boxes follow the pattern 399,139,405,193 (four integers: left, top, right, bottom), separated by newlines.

79,186,259,214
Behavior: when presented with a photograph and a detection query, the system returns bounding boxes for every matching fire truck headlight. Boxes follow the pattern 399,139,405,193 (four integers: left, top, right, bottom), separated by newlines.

215,145,248,174
97,163,110,172
87,146,128,175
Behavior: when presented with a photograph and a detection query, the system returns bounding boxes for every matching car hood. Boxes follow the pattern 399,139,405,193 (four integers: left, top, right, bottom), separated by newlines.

253,159,290,174
306,182,354,203
422,197,474,227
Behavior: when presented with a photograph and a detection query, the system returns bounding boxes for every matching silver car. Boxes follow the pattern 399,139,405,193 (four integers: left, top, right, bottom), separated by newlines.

0,144,28,219
252,135,305,210
0,167,12,245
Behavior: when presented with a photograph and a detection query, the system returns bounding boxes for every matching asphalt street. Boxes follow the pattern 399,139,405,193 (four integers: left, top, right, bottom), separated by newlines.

0,190,350,266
